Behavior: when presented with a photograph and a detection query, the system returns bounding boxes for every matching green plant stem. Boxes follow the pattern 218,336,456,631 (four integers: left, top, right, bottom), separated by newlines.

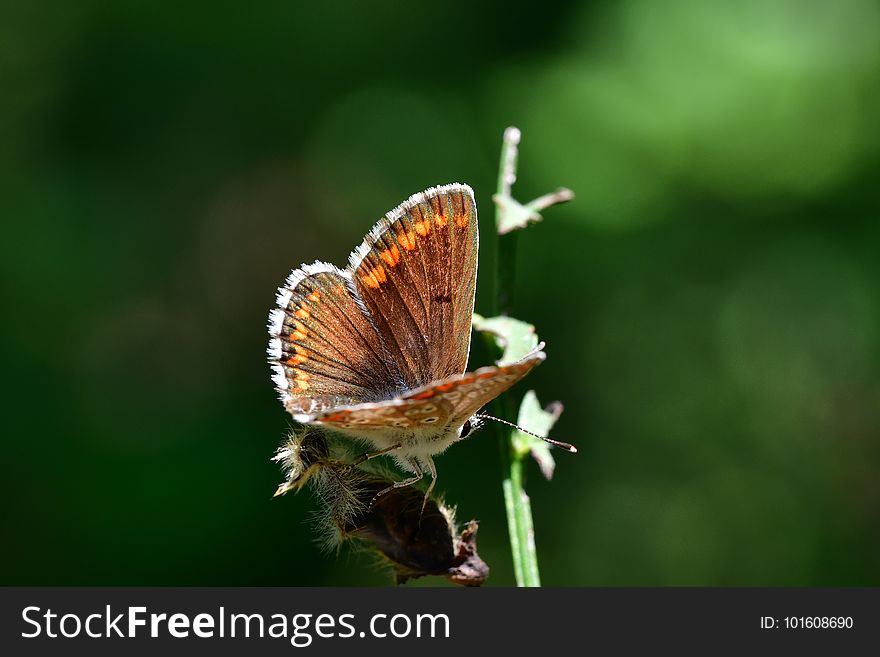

496,127,520,316
491,126,541,587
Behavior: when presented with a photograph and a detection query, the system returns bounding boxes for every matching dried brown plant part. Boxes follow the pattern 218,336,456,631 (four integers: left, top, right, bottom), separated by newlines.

342,478,488,586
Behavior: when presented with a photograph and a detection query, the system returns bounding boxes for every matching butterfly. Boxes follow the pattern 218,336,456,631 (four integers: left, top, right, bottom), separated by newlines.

266,184,552,501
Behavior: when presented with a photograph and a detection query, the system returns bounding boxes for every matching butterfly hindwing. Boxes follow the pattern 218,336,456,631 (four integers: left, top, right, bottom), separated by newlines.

348,184,478,390
267,262,403,419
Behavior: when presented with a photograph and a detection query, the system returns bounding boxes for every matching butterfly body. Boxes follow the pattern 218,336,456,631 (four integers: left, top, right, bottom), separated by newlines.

267,184,544,493
329,422,460,476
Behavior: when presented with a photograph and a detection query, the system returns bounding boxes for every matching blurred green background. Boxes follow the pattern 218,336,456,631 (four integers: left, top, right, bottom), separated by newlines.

2,0,879,586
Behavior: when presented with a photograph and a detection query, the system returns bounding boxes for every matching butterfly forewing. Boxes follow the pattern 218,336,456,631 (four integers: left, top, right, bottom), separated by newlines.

403,353,546,428
348,184,478,390
312,353,545,434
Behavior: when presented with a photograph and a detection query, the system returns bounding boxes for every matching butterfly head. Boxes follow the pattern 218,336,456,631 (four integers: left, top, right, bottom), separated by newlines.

457,416,484,440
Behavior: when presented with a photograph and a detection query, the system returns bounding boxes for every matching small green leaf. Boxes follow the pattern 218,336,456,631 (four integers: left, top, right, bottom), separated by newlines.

493,194,542,235
513,391,564,480
472,314,539,365
493,188,574,235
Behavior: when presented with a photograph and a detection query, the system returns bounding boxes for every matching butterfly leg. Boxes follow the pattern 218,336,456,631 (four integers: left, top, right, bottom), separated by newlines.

350,443,402,467
420,456,438,515
370,457,424,507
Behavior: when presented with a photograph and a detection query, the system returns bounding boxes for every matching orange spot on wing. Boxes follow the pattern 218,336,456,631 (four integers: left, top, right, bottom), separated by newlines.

286,354,306,366
410,390,435,400
293,368,310,390
435,383,455,392
307,291,321,302
322,411,350,422
380,244,401,267
455,208,470,228
295,305,310,319
414,220,430,237
399,230,416,251
477,371,496,379
434,210,448,228
361,266,387,289
290,321,308,341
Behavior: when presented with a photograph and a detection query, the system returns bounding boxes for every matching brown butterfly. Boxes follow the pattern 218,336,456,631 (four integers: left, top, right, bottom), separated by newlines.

267,184,566,501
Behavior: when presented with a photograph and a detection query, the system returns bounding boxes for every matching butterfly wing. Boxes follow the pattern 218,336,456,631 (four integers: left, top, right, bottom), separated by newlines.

267,262,403,420
347,184,478,391
402,352,546,429
312,352,545,434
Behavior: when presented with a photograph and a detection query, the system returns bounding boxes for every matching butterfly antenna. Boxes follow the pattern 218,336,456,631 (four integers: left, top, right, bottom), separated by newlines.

477,413,577,453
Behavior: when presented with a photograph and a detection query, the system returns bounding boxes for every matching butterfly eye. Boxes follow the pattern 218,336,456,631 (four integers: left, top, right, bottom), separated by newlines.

458,419,473,438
